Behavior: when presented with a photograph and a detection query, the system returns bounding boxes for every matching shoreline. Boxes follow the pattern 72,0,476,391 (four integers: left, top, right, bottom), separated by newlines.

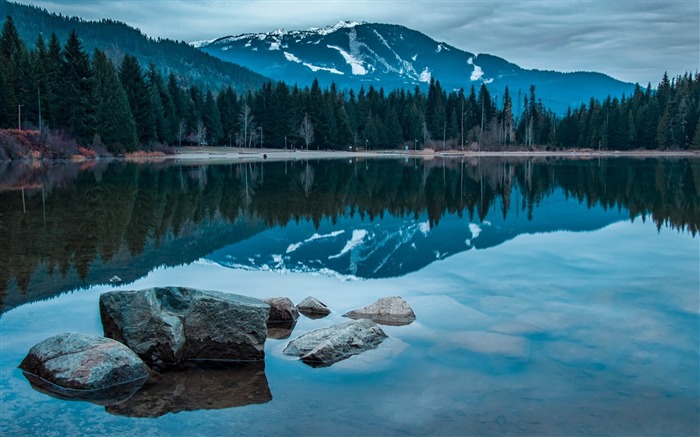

1,147,698,166
171,146,700,162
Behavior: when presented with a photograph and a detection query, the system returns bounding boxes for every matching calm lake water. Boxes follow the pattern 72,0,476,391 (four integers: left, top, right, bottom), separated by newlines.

1,157,698,436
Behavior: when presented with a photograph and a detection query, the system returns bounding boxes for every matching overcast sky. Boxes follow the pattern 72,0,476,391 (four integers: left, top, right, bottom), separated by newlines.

15,0,700,85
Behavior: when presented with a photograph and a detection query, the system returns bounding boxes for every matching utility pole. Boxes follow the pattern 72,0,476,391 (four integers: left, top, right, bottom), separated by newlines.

479,95,484,152
18,104,23,130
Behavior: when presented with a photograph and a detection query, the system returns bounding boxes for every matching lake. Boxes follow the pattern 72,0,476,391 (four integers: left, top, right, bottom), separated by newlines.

1,156,698,436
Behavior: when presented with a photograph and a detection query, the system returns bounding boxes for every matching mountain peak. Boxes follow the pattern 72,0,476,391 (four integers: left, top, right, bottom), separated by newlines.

308,20,366,35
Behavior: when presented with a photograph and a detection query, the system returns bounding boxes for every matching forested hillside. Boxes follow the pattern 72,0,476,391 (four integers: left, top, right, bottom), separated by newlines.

0,0,267,91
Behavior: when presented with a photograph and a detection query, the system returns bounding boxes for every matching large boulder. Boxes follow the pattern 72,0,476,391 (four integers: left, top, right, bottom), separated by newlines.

100,287,270,366
262,297,299,322
283,319,388,367
99,288,186,365
19,332,149,406
343,296,416,326
106,361,271,417
296,296,331,319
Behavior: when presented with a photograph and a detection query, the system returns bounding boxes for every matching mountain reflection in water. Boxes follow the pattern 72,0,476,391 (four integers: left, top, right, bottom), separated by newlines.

1,157,698,312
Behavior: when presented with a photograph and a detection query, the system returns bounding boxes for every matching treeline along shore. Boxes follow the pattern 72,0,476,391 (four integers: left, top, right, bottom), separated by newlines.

1,17,699,160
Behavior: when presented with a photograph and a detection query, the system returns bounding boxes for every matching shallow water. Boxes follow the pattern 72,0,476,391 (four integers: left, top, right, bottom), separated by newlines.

1,157,698,436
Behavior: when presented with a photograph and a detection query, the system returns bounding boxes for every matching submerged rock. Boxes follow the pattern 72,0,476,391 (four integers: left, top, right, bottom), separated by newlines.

19,332,149,406
283,319,388,367
296,296,331,319
106,361,272,417
263,297,299,322
267,320,297,339
343,296,416,326
100,287,270,366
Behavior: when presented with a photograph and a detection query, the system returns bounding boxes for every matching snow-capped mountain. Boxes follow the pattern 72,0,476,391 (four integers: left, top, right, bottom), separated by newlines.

195,22,635,114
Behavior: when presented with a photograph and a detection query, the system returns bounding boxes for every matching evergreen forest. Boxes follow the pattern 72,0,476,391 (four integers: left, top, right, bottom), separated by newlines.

1,18,699,158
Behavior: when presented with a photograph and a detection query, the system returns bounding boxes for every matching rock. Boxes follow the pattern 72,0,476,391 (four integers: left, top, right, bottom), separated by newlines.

343,296,416,326
100,287,270,366
296,296,331,319
283,319,388,367
262,297,299,322
106,361,271,417
100,288,186,366
267,320,297,339
19,332,149,406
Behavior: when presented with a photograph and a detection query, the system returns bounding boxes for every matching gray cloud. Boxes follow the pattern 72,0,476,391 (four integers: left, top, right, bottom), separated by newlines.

15,0,699,85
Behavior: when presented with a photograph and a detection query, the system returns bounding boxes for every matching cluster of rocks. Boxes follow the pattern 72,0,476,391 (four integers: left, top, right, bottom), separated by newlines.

19,287,415,409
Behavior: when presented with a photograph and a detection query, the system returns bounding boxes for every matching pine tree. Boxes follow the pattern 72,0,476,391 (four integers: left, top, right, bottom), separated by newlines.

217,85,239,146
501,86,514,145
426,78,446,139
43,32,63,129
119,54,154,145
59,30,94,142
91,49,137,152
33,34,49,130
147,64,175,144
385,107,403,148
691,118,700,150
203,88,223,145
0,16,25,128
334,100,354,148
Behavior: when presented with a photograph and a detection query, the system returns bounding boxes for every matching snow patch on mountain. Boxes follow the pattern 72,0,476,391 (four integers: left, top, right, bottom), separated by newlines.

284,52,301,63
469,223,482,239
470,65,484,81
286,50,344,74
309,230,346,242
419,221,431,235
467,56,493,83
328,45,367,75
286,242,303,253
371,28,419,80
419,67,432,83
329,229,368,259
373,223,423,274
304,62,344,75
411,54,418,61
190,39,217,48
286,230,346,253
312,20,365,36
